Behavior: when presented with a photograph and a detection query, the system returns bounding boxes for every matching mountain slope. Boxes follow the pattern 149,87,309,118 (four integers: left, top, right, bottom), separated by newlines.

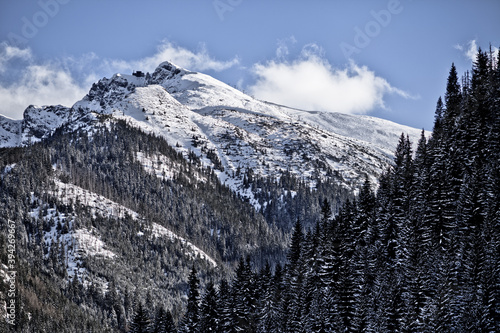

0,120,288,330
0,61,423,203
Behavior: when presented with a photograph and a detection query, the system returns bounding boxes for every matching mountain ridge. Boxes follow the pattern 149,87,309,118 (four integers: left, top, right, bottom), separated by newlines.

0,61,424,201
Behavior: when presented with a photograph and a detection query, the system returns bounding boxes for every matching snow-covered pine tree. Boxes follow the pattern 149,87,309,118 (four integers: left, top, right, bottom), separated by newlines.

130,302,151,333
180,265,201,333
230,257,257,332
199,281,219,332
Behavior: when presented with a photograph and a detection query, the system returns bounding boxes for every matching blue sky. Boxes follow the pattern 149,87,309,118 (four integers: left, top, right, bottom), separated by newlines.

1,0,499,131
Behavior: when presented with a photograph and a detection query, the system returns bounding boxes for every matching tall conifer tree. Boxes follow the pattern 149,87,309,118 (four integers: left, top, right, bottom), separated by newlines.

181,265,200,333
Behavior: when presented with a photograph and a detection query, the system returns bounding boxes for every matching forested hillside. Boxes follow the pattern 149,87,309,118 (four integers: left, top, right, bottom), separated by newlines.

167,49,500,332
0,119,287,331
0,117,353,331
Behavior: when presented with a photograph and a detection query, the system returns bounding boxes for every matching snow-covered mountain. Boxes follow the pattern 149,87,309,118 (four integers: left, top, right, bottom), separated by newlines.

0,61,428,329
0,61,423,198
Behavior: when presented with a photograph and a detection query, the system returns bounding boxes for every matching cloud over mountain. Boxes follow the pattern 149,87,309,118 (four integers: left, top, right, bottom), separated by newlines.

0,42,89,119
0,40,411,120
248,45,412,115
0,41,240,119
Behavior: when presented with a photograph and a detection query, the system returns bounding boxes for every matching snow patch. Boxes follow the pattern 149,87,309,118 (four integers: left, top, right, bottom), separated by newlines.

72,229,116,259
150,223,217,267
135,151,177,181
52,178,216,267
51,179,140,220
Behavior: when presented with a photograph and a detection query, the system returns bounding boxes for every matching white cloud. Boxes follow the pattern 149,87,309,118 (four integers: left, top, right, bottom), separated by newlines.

248,47,412,115
0,42,33,72
0,62,89,120
465,40,478,63
0,44,89,119
0,41,240,119
108,41,239,74
276,36,297,60
0,40,411,120
300,43,325,60
455,39,499,64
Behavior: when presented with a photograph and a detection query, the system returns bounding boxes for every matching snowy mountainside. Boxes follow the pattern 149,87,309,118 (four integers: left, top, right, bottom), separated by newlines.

0,115,22,147
52,177,218,267
0,116,285,329
0,61,423,197
283,108,424,157
0,104,95,147
43,177,218,279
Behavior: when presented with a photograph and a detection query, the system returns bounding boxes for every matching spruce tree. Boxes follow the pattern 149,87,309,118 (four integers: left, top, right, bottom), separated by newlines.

216,279,233,333
164,310,177,333
230,257,257,332
320,198,332,225
181,265,200,333
199,281,219,332
287,218,303,271
130,302,151,333
443,63,462,132
153,306,177,333
412,130,432,248
256,262,281,333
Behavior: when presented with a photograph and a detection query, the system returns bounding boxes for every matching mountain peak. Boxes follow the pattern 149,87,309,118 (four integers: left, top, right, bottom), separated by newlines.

156,60,186,74
150,61,190,83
